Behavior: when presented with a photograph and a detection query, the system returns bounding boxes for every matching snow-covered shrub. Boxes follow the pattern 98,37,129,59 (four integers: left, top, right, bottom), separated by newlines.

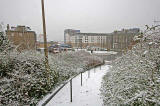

101,26,160,105
0,51,53,105
0,49,103,105
49,51,103,82
0,25,10,52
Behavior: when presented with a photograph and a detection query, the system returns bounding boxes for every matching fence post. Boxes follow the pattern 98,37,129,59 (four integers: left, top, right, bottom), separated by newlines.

70,79,72,102
88,70,90,78
81,72,82,86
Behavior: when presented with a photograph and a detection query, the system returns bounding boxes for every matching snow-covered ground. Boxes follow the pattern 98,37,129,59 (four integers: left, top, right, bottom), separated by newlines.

74,49,118,58
43,65,110,106
93,51,117,55
74,49,117,55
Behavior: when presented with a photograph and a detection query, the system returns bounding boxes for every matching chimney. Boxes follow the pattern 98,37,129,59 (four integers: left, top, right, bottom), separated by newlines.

7,24,10,30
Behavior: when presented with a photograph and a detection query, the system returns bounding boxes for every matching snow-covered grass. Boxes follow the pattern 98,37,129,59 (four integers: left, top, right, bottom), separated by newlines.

101,26,160,105
0,27,103,105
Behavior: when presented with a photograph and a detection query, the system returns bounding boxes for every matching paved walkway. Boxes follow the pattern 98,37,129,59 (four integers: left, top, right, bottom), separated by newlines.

46,65,110,106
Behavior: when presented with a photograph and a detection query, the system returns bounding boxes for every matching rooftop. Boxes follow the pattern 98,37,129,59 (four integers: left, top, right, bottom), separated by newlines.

65,28,140,36
6,25,35,33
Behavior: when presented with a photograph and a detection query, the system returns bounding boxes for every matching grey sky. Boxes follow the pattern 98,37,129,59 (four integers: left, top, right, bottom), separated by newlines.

0,0,160,41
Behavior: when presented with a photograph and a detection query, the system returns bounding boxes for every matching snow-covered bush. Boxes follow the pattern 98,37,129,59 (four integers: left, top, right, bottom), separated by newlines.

0,24,10,52
48,50,103,82
0,50,103,105
0,51,53,105
101,26,160,105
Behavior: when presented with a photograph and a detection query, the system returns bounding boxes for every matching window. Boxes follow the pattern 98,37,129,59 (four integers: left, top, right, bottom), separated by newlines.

85,40,88,43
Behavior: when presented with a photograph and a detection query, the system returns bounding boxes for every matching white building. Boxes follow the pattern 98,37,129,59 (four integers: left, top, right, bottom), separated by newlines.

64,28,140,51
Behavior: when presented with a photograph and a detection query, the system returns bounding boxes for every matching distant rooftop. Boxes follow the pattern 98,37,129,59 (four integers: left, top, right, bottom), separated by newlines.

6,24,35,33
65,28,140,36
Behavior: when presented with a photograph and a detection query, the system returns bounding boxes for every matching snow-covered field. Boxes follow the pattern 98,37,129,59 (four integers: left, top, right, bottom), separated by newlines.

40,65,110,106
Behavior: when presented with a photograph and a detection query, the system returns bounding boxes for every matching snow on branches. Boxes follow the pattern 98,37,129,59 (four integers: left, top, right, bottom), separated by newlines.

0,24,10,52
101,26,160,105
0,50,103,105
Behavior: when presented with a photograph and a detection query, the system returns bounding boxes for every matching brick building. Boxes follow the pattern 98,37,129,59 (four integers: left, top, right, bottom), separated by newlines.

6,25,37,51
64,28,140,51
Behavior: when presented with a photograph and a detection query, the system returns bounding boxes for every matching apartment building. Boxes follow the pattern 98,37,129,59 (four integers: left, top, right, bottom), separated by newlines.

64,28,140,51
6,25,36,51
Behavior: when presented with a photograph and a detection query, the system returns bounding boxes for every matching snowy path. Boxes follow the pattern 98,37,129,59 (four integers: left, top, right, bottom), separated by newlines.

46,65,110,106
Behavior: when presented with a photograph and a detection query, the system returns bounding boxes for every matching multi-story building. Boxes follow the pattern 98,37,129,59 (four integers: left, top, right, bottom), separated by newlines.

6,25,37,51
64,28,140,51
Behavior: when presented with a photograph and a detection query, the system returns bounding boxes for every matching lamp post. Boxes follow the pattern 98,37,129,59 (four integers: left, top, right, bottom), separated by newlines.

41,0,50,83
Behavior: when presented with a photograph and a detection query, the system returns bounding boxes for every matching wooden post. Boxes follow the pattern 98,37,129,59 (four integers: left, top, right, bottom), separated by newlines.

81,72,82,86
41,0,50,83
70,79,72,102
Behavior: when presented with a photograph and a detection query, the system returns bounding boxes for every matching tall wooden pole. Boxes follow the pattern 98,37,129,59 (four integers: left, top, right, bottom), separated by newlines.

41,0,50,83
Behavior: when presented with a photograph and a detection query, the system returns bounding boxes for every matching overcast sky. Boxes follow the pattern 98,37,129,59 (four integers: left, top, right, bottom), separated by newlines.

0,0,160,41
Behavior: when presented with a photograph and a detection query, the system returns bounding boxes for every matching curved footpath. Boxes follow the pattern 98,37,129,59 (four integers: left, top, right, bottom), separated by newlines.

39,64,110,106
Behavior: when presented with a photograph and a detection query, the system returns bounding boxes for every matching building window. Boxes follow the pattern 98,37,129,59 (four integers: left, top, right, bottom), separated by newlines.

91,36,94,42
